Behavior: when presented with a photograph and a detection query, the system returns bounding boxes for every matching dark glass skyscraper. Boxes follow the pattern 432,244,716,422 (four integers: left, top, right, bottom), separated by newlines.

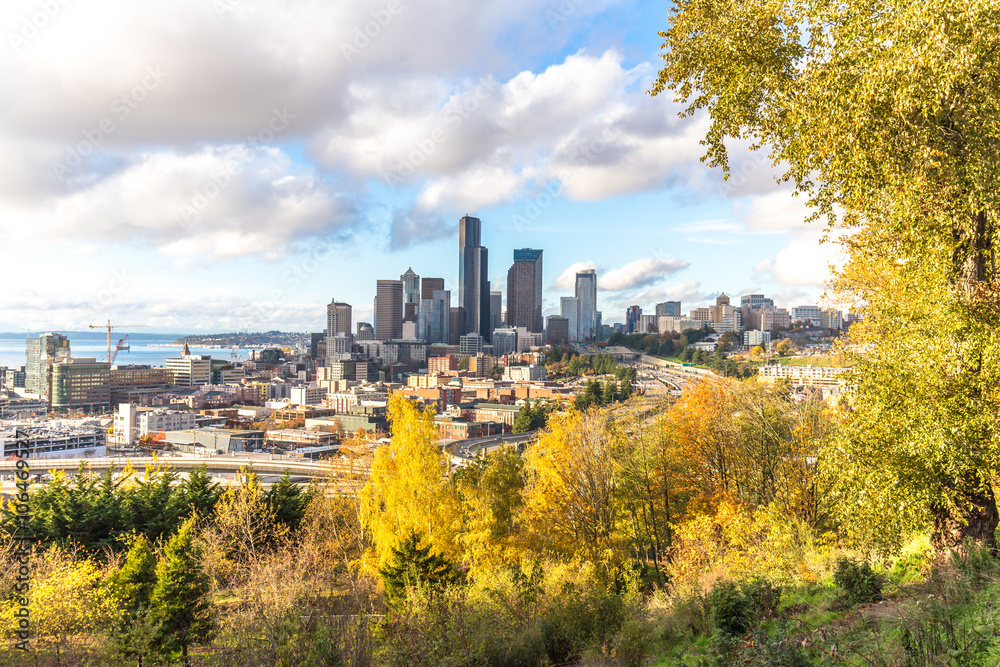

506,248,543,332
458,215,491,342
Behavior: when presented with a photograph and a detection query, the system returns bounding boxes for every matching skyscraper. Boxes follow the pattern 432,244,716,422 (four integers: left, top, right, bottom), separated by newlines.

25,333,70,402
401,268,420,305
560,297,580,342
506,248,543,333
626,305,641,334
458,215,491,342
418,289,450,344
326,300,352,336
490,291,503,334
421,277,445,300
575,269,598,340
375,280,404,341
656,301,682,318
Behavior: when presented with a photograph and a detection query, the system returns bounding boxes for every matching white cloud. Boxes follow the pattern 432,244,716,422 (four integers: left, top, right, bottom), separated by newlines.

598,257,689,291
754,235,846,287
550,261,601,291
14,145,358,259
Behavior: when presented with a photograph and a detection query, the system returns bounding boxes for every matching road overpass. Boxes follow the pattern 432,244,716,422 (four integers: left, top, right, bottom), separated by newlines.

0,454,370,493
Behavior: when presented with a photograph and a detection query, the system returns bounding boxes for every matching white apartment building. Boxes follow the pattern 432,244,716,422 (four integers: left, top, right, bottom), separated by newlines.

758,364,848,388
113,404,197,445
503,364,546,382
289,384,328,407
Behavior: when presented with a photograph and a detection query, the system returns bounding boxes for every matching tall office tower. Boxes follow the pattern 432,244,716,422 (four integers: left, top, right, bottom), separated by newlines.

560,297,580,342
490,291,503,333
375,280,404,341
421,277,445,300
449,306,465,345
326,300,352,336
625,305,641,333
574,269,598,340
546,315,569,345
458,215,491,342
506,248,544,333
418,289,451,344
655,301,682,318
25,333,71,401
401,268,420,306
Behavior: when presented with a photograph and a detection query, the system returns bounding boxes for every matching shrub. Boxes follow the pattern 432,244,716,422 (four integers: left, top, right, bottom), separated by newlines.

708,579,780,637
833,557,881,604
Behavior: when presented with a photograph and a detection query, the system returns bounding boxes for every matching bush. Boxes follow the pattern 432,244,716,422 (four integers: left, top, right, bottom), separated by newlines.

833,557,881,604
708,578,781,637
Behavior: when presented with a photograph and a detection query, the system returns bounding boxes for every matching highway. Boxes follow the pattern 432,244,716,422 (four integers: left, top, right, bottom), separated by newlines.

445,431,538,461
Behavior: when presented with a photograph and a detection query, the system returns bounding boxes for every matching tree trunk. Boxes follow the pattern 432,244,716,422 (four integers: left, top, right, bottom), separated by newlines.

182,643,189,667
931,475,998,553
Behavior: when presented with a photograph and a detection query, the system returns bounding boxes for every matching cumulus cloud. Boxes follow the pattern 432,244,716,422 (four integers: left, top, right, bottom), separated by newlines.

390,211,455,250
753,235,846,287
13,145,358,259
550,261,601,291
598,257,689,291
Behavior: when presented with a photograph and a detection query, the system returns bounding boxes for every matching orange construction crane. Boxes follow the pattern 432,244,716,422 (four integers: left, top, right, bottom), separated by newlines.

109,335,130,365
89,320,148,363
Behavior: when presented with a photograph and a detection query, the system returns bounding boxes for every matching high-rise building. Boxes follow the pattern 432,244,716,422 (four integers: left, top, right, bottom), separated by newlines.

421,277,445,300
546,315,569,345
25,333,71,403
656,301,682,318
356,322,375,340
418,289,450,344
625,306,641,334
575,269,597,340
326,300,352,336
51,358,111,414
492,328,518,357
165,354,212,386
460,333,484,356
458,215,491,342
506,248,543,333
490,291,503,334
560,297,580,342
375,280,404,341
449,306,466,346
401,268,420,305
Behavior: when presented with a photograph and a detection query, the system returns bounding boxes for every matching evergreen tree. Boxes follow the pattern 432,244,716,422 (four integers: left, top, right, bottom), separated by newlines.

379,531,459,610
266,471,312,531
104,534,157,665
174,464,221,519
150,519,214,667
512,404,533,434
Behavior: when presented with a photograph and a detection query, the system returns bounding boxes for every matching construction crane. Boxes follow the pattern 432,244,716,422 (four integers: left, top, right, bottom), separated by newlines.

109,335,130,365
89,320,148,363
231,325,252,363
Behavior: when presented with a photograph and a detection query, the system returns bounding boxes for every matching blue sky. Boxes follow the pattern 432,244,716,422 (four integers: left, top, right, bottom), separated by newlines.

0,0,842,333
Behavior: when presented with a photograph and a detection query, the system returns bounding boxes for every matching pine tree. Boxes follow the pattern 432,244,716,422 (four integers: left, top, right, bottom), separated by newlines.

150,518,214,667
266,471,312,531
105,534,157,665
174,464,221,519
379,531,458,610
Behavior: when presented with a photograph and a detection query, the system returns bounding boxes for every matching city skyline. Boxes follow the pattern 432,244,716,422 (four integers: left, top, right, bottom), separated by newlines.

0,0,844,333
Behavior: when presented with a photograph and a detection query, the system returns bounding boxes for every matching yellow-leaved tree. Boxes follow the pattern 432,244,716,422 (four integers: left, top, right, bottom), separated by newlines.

359,394,461,572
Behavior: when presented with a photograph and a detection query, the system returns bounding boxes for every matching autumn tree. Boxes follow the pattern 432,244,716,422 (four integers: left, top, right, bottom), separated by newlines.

360,394,461,571
456,448,526,567
654,0,1000,550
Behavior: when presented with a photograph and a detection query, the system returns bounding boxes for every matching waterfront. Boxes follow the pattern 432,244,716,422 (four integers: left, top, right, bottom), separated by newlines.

0,331,262,369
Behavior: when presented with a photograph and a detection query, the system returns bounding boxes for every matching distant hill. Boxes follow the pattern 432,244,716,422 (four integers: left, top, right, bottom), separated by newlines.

173,331,306,347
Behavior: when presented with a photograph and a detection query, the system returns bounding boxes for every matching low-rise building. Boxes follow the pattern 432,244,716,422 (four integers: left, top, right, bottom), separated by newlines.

2,424,106,459
503,364,546,382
